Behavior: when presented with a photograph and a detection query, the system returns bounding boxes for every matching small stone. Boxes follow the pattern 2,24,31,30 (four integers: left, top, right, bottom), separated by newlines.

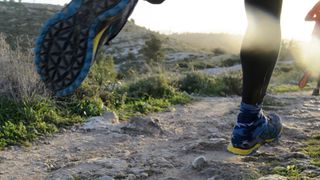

272,166,286,172
43,141,51,145
103,112,119,124
98,175,114,180
163,177,178,180
71,127,77,132
209,138,228,144
81,111,119,130
192,156,207,170
207,176,216,180
208,176,223,180
126,174,136,180
0,156,6,163
129,168,144,175
140,172,148,178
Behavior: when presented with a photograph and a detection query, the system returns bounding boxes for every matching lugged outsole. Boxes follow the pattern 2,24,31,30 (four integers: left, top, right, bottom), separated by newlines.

34,0,138,96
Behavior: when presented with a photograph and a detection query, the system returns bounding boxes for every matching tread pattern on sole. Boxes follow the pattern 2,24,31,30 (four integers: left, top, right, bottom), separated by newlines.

35,0,138,96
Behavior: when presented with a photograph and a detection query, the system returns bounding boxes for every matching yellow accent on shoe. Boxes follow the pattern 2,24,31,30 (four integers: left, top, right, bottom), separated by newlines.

227,143,262,156
93,26,108,57
265,138,275,143
92,16,118,56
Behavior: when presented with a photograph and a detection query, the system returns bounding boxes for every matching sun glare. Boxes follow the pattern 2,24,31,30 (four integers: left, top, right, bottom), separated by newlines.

131,0,319,42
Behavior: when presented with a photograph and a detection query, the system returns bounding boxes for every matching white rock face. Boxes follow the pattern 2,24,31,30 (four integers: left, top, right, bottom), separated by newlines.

81,112,119,130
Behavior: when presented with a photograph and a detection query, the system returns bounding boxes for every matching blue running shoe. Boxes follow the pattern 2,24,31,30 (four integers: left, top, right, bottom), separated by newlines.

34,0,138,96
227,112,283,156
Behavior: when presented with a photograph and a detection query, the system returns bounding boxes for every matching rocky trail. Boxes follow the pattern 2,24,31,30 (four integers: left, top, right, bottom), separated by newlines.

0,92,319,180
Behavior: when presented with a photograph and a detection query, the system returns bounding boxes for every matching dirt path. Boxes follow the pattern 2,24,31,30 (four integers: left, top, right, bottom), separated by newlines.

0,92,319,180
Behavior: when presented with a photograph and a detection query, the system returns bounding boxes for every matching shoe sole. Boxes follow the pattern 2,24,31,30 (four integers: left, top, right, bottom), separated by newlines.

34,0,138,96
227,126,283,156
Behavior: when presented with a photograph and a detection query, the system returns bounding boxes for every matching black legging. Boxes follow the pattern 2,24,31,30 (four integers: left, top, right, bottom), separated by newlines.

241,0,283,104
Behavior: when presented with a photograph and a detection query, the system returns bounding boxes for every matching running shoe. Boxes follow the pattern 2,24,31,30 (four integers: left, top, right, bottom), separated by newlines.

35,0,138,96
227,112,283,156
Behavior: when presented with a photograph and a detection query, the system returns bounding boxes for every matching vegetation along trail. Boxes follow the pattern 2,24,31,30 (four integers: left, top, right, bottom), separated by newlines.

0,92,319,180
0,2,320,180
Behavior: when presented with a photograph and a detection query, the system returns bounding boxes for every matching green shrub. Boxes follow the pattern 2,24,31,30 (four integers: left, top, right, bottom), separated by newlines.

272,165,302,178
268,84,301,93
168,92,192,104
179,72,216,95
125,98,170,114
118,61,151,79
88,54,116,86
218,74,242,96
140,34,164,64
192,61,215,70
179,72,242,96
68,96,104,117
0,96,84,148
213,48,226,55
0,121,28,147
99,90,127,110
219,57,240,67
127,75,175,99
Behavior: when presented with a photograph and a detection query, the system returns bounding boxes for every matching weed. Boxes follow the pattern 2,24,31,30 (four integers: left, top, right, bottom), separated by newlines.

126,75,175,99
272,165,302,178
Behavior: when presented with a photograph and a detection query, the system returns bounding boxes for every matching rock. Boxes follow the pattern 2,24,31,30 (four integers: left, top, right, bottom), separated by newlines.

207,176,216,180
192,156,207,170
272,166,286,173
126,174,136,180
81,112,119,130
209,138,228,145
129,167,145,175
103,112,119,124
121,117,163,136
258,174,287,180
60,128,67,133
163,177,178,180
0,156,7,163
140,172,148,178
98,175,114,180
207,176,223,180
